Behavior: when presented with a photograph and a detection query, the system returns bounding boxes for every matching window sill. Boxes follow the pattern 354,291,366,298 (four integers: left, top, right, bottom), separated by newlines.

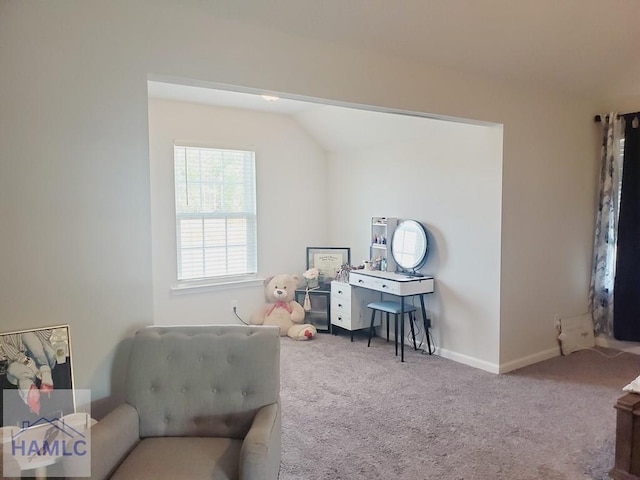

170,277,265,295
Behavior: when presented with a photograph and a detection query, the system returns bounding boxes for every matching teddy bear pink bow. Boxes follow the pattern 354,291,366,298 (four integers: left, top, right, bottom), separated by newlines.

265,301,293,317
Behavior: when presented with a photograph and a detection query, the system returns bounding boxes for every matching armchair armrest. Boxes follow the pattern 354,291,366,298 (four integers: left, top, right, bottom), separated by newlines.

66,403,140,480
239,402,281,480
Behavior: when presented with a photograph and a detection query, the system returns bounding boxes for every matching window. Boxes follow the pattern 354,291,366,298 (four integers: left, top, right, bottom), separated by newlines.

174,145,257,282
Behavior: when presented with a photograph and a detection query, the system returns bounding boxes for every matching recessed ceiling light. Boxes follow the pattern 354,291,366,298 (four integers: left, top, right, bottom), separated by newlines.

261,95,279,102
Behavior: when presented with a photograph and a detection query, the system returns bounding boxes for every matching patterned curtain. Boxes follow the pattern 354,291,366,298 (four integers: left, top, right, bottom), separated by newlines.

589,114,625,335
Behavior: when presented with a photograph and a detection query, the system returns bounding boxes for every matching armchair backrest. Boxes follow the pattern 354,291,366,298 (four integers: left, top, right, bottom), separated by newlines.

125,325,280,439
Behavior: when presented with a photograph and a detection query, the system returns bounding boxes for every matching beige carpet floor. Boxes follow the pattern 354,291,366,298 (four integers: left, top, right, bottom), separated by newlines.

279,332,640,480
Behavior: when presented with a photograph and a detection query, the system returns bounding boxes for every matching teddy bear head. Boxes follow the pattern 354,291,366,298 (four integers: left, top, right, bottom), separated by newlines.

264,274,299,303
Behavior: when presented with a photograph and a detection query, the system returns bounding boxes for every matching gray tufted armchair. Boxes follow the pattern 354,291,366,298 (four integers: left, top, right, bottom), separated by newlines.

77,325,281,480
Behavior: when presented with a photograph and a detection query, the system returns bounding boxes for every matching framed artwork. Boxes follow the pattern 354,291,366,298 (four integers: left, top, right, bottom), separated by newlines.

0,325,75,427
306,247,351,284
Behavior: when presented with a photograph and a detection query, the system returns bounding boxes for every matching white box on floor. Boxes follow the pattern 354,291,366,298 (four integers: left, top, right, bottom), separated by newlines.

558,313,595,355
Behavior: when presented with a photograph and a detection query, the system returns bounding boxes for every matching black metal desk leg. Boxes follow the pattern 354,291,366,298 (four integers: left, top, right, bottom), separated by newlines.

419,294,433,355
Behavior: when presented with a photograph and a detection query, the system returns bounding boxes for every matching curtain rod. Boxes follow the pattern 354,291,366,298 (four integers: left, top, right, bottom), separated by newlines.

594,111,640,122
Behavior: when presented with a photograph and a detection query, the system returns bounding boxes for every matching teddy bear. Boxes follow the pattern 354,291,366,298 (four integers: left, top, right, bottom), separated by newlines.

250,274,317,340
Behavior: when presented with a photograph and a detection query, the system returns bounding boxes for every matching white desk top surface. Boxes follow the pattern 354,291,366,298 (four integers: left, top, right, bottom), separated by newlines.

349,270,434,283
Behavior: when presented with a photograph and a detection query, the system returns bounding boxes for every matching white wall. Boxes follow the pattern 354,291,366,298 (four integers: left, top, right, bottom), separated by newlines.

597,95,640,115
151,98,504,369
148,98,328,325
0,0,606,407
497,100,603,371
324,113,504,369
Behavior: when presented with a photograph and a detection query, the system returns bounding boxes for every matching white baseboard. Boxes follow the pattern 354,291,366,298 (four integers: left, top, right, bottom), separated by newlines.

595,335,640,355
397,334,562,375
497,347,561,374
387,331,500,373
435,345,562,374
436,347,501,374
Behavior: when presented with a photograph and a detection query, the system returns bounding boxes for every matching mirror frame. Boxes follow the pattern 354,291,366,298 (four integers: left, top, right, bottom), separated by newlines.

390,220,429,272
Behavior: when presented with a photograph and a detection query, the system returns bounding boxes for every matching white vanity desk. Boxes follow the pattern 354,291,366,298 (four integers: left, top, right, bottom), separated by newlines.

348,269,434,360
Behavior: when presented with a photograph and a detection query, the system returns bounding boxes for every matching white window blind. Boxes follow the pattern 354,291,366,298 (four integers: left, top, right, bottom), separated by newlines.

174,145,257,281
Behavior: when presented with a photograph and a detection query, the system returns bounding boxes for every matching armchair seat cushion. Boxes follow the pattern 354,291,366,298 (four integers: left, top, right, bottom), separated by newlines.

110,437,242,480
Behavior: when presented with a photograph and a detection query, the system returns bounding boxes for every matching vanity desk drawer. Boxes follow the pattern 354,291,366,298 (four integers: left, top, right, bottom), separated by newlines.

332,282,351,301
349,270,434,296
330,281,378,333
349,272,402,294
331,296,351,316
331,311,351,329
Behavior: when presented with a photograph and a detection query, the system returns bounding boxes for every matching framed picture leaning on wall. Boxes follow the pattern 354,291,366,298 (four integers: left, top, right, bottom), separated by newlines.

306,247,351,285
0,324,75,427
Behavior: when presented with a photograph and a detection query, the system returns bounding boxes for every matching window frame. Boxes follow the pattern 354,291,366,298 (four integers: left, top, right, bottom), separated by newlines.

172,144,258,287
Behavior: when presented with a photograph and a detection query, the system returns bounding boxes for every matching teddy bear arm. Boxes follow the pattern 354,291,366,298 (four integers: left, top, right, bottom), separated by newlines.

250,305,268,325
289,301,305,323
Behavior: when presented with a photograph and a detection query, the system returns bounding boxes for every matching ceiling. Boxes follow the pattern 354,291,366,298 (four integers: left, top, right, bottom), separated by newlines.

148,80,476,152
205,0,640,99
148,81,315,115
149,1,639,150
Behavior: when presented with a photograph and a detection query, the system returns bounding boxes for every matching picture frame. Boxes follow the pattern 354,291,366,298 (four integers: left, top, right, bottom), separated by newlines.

0,324,75,427
306,247,351,285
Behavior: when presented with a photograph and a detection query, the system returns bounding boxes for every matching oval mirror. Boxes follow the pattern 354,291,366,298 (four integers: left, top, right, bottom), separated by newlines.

390,220,429,274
